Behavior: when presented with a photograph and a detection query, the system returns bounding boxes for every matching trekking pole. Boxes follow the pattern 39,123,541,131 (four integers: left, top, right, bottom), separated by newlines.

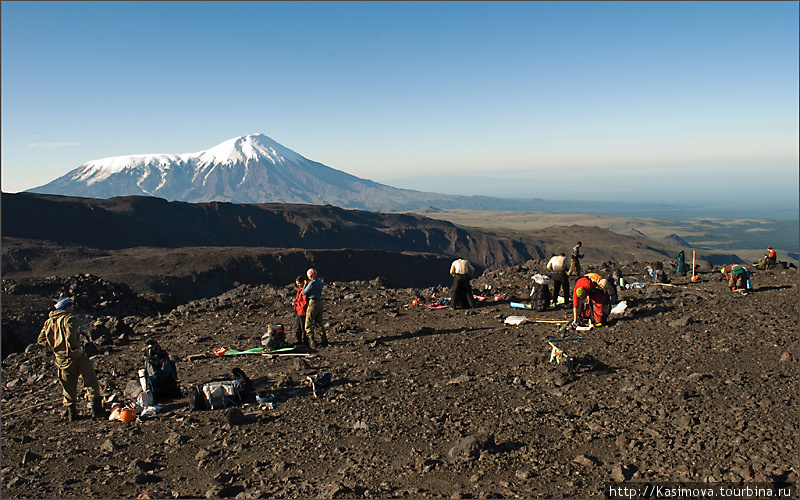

557,321,572,333
2,399,60,417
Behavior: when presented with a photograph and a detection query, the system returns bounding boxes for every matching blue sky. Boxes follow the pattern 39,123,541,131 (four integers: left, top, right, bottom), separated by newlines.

2,1,798,213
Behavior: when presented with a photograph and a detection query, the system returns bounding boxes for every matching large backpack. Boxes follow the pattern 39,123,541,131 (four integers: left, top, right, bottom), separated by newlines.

261,324,286,351
191,368,255,410
143,343,181,399
530,282,552,312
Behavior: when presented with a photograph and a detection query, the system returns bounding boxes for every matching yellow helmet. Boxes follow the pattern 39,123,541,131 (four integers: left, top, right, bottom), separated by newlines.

575,288,586,297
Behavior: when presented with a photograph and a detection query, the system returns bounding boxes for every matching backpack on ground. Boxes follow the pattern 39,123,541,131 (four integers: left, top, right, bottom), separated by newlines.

648,266,668,284
530,280,552,312
191,368,255,410
143,342,181,399
261,324,286,351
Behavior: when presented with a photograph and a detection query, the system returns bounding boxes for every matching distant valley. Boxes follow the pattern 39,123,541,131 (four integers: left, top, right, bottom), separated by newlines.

412,208,799,266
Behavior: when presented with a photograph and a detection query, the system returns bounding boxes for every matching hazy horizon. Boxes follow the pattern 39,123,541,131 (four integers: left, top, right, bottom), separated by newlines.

2,2,797,211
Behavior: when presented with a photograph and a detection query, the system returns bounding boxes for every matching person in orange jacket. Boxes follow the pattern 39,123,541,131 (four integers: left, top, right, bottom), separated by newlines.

572,273,606,326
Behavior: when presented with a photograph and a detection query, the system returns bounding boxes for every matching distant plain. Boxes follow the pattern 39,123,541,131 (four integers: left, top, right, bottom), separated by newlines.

410,208,800,267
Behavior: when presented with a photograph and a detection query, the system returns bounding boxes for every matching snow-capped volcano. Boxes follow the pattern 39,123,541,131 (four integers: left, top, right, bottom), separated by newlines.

28,134,441,210
195,134,302,166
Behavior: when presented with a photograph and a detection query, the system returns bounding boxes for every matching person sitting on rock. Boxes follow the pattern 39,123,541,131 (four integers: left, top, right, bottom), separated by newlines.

755,246,777,270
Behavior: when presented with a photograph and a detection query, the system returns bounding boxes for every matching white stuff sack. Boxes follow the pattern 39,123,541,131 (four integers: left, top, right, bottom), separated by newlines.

609,301,627,315
504,316,527,325
532,274,551,285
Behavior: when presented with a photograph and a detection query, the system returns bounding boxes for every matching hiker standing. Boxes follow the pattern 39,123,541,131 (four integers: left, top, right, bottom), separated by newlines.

302,268,328,349
292,275,309,345
449,258,476,309
567,242,583,276
37,298,105,421
546,253,571,307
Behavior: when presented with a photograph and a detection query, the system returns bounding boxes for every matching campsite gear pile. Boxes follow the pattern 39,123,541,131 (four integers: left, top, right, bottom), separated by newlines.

530,274,552,312
141,342,181,401
191,368,255,410
261,324,286,351
109,399,162,423
306,371,332,398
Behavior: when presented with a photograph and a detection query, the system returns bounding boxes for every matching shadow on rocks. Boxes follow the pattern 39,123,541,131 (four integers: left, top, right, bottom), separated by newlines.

375,326,493,344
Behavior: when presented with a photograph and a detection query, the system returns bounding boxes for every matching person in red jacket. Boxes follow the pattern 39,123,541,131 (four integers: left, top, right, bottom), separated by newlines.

572,274,606,326
292,276,309,345
755,246,778,270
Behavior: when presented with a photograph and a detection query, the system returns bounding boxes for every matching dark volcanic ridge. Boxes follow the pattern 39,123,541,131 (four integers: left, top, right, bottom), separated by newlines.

2,192,731,304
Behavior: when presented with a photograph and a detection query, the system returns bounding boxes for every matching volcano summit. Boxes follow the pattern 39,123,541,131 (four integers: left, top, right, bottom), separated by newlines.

30,134,491,211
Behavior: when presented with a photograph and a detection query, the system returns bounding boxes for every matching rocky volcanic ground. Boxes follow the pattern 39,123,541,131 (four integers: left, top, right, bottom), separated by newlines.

2,261,798,499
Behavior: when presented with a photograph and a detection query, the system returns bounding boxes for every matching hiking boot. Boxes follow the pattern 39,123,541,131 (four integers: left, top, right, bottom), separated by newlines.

90,399,107,420
308,338,318,350
64,405,78,422
319,335,329,348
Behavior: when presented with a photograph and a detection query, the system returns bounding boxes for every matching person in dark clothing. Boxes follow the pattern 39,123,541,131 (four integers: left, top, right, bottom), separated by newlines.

598,278,618,305
598,278,618,322
546,253,571,307
450,258,476,309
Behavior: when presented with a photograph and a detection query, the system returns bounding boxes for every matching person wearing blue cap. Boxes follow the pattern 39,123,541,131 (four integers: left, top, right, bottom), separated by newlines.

38,297,105,421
